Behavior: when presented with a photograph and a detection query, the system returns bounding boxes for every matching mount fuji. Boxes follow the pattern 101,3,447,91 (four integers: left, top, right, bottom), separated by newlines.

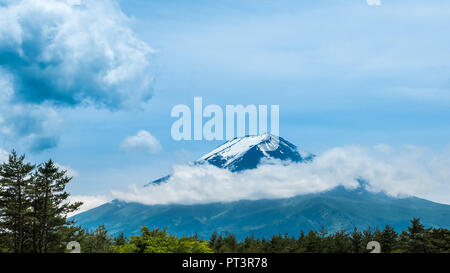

72,135,450,239
197,133,314,171
148,133,314,185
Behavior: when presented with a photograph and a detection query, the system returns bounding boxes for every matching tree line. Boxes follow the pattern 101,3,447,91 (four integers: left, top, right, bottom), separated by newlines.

0,151,448,253
76,218,450,253
208,219,449,253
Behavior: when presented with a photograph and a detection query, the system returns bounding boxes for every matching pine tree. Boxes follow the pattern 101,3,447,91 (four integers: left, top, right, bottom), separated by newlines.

304,230,320,253
81,225,113,253
380,225,397,253
223,233,238,253
361,227,374,252
295,230,306,252
407,218,429,253
0,151,35,253
350,227,363,253
393,230,409,253
318,225,328,252
329,230,350,253
241,235,258,253
114,232,128,246
32,159,82,252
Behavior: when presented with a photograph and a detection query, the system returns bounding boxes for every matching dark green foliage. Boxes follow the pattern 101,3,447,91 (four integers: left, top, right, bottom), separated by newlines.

208,219,450,253
380,225,397,253
31,159,82,252
114,232,128,246
407,218,428,253
0,151,81,253
0,151,35,253
73,225,114,253
350,227,363,253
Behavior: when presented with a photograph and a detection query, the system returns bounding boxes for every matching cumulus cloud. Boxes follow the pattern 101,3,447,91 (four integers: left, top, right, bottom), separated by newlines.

0,69,62,151
112,145,450,205
0,0,154,151
0,0,153,108
68,195,111,217
120,130,162,153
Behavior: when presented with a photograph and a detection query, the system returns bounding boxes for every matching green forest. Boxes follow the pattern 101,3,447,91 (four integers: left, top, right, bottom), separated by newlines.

0,151,449,253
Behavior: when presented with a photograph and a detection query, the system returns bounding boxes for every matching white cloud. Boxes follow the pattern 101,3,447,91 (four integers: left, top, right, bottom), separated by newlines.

0,0,154,150
0,0,154,108
120,130,162,153
0,86,63,151
0,148,9,163
68,195,111,217
366,0,381,6
55,163,79,178
112,145,450,205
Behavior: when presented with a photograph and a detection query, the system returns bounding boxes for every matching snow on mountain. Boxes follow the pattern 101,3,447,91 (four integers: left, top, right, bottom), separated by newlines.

147,134,313,185
196,133,314,172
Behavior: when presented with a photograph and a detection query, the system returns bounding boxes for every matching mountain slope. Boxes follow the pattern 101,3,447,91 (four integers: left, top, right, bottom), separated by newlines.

72,186,450,240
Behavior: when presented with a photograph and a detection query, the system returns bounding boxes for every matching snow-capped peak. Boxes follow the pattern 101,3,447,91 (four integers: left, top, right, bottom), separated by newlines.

197,133,314,172
147,134,314,185
199,133,273,161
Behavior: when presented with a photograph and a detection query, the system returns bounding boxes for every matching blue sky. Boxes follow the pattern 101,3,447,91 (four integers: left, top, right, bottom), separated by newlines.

1,0,450,207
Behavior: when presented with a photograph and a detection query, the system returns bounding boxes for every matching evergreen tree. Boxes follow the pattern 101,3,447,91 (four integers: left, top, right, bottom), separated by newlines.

380,225,397,253
393,230,409,253
407,218,429,253
330,230,351,253
427,228,450,253
361,227,374,252
222,233,238,253
317,225,328,252
350,227,363,253
0,151,35,253
295,231,307,252
80,225,114,253
304,230,320,253
31,160,82,252
114,232,128,246
240,235,259,253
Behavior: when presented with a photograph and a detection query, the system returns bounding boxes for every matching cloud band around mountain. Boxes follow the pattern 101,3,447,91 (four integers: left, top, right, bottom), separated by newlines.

112,145,450,206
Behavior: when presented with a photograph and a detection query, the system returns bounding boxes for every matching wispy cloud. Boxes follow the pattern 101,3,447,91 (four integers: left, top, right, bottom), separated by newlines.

112,145,450,205
68,195,111,217
54,162,79,178
121,130,162,154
